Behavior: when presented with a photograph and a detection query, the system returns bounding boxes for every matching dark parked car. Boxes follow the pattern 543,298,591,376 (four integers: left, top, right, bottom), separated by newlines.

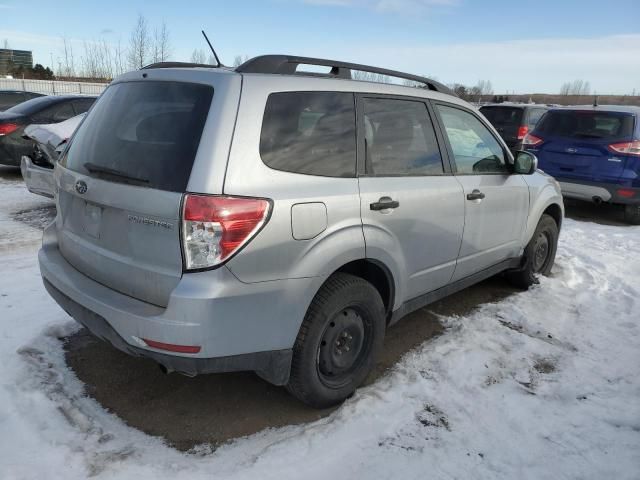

0,95,96,166
524,106,640,224
0,90,44,111
480,104,548,153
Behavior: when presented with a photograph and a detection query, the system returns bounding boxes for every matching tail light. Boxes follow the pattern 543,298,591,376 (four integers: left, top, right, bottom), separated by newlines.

0,123,19,136
517,125,529,140
523,134,543,147
616,188,636,199
181,194,271,271
609,140,640,157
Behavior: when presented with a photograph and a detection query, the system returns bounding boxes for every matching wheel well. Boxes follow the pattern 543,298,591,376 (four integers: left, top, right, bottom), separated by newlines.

543,203,562,230
336,259,394,322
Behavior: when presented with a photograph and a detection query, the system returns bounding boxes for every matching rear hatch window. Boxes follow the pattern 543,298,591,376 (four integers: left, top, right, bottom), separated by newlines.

480,106,524,127
479,106,524,145
536,110,634,140
63,81,214,192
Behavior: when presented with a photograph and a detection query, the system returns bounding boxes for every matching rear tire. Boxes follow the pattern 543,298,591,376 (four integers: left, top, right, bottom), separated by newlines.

286,273,385,409
623,204,640,225
506,214,559,289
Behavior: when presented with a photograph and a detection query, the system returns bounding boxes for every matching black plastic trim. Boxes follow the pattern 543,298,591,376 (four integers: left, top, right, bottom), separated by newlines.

389,257,521,325
44,278,292,385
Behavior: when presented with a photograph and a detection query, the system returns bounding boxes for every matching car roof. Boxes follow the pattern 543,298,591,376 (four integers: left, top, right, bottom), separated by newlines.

5,94,97,115
480,103,548,109
549,105,640,114
0,90,44,95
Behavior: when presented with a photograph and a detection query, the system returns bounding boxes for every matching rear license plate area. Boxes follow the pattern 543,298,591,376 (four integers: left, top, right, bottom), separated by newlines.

83,202,103,239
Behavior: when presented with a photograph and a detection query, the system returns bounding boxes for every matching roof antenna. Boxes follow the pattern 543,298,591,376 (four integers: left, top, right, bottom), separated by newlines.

201,30,222,67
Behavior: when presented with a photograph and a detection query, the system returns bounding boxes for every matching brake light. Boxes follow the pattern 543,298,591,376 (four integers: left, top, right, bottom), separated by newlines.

617,188,636,199
181,194,271,270
517,125,529,140
609,140,640,157
0,123,19,136
523,133,543,147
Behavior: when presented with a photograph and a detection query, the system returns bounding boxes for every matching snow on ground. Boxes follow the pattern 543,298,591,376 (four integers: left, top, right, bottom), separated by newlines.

0,175,639,479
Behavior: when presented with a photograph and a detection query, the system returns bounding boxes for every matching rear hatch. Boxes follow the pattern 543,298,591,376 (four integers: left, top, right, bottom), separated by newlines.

531,109,635,182
479,106,524,147
56,78,216,307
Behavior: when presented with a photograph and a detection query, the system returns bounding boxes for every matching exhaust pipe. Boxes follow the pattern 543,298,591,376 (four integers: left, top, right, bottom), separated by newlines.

158,364,172,375
592,196,603,205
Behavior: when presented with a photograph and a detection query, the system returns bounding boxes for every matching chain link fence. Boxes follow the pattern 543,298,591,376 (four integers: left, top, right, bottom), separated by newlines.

0,78,108,96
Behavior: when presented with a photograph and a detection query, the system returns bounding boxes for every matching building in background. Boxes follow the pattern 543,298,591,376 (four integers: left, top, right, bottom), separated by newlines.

0,49,34,76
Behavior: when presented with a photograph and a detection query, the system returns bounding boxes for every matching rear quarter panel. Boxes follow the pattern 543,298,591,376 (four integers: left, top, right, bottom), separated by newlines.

522,171,564,244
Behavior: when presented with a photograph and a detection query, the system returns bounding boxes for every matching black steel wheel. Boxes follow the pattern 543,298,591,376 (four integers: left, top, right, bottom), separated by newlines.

287,273,385,408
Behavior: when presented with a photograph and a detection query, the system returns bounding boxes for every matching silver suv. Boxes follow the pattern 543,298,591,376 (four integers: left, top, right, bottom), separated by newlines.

39,56,563,408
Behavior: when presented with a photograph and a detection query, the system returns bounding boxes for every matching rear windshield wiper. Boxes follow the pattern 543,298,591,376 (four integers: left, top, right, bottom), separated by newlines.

83,162,150,186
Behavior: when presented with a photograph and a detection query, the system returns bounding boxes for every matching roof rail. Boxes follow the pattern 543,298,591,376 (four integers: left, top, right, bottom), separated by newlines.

236,55,455,96
141,61,218,70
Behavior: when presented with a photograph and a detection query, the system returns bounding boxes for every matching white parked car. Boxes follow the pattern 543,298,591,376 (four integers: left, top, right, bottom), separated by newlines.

20,114,85,198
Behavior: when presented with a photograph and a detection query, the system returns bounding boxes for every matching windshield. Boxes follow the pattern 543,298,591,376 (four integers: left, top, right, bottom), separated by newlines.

536,110,635,140
62,81,214,192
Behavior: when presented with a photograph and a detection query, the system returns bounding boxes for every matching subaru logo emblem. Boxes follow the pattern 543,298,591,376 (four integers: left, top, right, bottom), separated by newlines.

75,180,88,195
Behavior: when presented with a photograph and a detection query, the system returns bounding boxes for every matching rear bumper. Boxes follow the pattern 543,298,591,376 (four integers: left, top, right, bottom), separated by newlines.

21,156,54,198
39,223,322,384
558,179,640,205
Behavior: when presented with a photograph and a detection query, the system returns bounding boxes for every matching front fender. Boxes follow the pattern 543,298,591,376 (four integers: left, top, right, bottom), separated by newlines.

523,174,564,244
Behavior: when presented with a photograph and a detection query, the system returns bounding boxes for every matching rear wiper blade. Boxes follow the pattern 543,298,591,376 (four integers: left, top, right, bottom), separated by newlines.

83,162,149,186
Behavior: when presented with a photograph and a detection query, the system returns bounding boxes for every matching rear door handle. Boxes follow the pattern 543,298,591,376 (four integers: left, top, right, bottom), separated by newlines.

370,196,400,211
466,189,485,201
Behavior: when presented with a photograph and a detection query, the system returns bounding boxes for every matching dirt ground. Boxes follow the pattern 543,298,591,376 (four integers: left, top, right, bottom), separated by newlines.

2,166,629,451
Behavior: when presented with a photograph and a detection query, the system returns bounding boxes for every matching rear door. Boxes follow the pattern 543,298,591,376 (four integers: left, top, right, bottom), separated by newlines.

56,80,217,307
531,110,636,182
358,95,464,301
434,102,529,281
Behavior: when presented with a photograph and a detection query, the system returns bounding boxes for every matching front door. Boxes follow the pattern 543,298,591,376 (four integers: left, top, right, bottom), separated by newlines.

434,103,529,281
357,95,465,303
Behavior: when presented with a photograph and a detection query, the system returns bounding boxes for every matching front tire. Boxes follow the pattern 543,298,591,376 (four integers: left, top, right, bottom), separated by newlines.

623,204,640,225
506,214,559,289
287,273,385,408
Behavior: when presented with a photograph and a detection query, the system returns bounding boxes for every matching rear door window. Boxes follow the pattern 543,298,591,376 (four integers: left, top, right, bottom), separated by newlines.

362,97,444,176
260,92,356,177
62,81,214,192
437,104,508,174
526,108,546,129
536,111,635,139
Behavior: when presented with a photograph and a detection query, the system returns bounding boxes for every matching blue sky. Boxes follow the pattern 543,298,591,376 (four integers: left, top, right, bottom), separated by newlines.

1,0,639,93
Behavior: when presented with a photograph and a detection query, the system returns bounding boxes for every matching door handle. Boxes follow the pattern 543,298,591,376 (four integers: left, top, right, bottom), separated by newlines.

466,189,485,201
370,196,400,211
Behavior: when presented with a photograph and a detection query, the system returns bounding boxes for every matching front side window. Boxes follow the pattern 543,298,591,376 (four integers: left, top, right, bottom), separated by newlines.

436,104,508,174
363,97,444,176
260,92,356,177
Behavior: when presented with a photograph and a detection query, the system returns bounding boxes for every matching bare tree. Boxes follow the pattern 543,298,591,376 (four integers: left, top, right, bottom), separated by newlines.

560,80,591,95
152,22,171,63
128,14,150,69
113,38,126,76
2,39,9,50
61,37,76,77
190,49,207,64
233,55,249,67
352,70,392,83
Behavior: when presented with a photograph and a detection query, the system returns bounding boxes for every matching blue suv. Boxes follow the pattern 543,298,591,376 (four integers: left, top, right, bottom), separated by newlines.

524,106,640,224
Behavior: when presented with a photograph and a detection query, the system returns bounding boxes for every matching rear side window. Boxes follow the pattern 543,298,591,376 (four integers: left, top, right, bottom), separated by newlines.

260,92,356,177
363,97,444,176
63,81,213,192
0,92,25,110
536,111,635,140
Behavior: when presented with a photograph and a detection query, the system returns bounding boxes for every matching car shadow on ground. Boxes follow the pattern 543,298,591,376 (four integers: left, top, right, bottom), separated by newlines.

563,198,629,227
64,276,517,451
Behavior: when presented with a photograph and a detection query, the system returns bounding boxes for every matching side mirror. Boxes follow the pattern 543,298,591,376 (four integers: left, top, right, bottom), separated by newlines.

513,150,538,175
